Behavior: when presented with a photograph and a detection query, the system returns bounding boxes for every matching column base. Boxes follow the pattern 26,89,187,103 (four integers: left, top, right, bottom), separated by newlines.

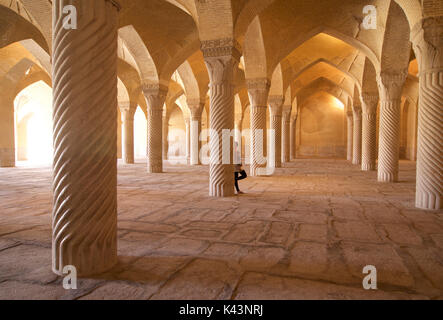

0,149,15,167
361,163,376,171
378,171,397,183
0,161,15,168
209,163,234,197
251,166,273,176
209,187,235,197
416,191,441,210
250,167,264,176
148,163,163,173
124,158,135,164
52,253,117,277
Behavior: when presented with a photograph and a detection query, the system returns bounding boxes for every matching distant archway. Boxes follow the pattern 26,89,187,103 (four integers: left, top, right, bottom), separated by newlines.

134,106,147,159
297,91,346,158
14,80,52,165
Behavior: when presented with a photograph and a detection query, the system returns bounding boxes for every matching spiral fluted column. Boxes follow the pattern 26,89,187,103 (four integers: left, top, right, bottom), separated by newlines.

202,39,240,197
346,110,353,161
247,79,271,176
122,108,135,164
282,106,291,163
0,101,15,167
411,17,443,210
51,0,120,276
268,96,284,169
352,108,362,165
290,116,297,160
162,111,168,159
360,94,378,171
143,84,167,173
377,71,407,182
188,100,204,165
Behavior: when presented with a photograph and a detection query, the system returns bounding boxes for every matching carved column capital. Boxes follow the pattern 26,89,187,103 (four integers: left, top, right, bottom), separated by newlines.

247,78,271,90
268,95,284,106
268,95,284,116
119,101,131,111
187,99,205,118
247,78,271,106
411,16,443,72
200,38,242,61
377,70,408,101
142,83,168,100
282,105,292,120
143,84,168,115
201,38,240,86
360,93,378,114
122,108,134,122
353,107,362,119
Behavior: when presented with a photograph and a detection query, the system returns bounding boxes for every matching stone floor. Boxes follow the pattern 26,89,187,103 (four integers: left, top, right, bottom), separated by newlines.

0,159,442,300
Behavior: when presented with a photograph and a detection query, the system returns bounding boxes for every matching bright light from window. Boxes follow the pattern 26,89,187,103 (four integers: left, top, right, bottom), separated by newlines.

14,81,53,166
134,106,147,159
331,96,344,110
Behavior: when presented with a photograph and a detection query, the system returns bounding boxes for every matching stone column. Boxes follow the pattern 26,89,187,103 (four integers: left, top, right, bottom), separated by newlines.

352,107,362,165
0,101,15,167
185,117,190,164
290,115,298,160
234,116,243,146
143,84,167,173
117,110,122,159
268,96,284,168
234,116,243,164
247,79,271,176
162,111,168,159
282,105,291,163
346,110,353,161
51,0,120,276
122,108,135,164
188,100,204,165
360,93,378,171
411,17,442,210
202,38,240,197
377,71,407,182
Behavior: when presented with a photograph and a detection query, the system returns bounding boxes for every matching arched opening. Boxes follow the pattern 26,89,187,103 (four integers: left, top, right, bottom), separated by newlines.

400,98,418,161
201,107,209,145
117,108,122,159
134,106,147,159
241,105,251,164
14,80,52,165
167,104,186,161
297,91,345,158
